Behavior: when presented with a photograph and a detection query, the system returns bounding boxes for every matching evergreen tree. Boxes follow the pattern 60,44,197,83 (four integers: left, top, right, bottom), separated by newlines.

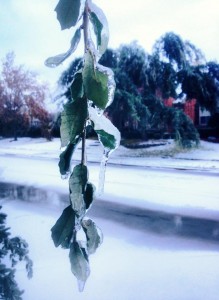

102,43,150,138
0,206,33,299
57,32,219,147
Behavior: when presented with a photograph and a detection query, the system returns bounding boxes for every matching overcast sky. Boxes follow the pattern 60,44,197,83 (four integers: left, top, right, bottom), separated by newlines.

0,0,219,86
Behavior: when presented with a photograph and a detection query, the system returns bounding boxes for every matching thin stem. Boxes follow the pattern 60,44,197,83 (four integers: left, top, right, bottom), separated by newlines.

83,0,89,53
81,124,86,165
81,0,89,165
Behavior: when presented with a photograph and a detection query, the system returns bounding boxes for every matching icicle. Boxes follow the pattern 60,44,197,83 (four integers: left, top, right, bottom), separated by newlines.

97,150,109,196
77,279,86,292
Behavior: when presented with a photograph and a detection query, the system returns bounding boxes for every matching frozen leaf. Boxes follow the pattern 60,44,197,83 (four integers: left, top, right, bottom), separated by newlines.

89,106,120,153
45,28,81,67
55,0,81,30
96,130,117,151
83,51,115,109
60,97,88,147
51,205,75,248
82,219,103,254
70,70,84,100
59,137,81,176
88,1,109,57
89,12,103,47
96,64,116,109
69,241,90,292
69,164,88,217
84,182,96,210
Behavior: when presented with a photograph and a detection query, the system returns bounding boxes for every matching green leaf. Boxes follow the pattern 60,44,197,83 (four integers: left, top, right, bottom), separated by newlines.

69,241,90,291
89,106,120,153
96,130,116,151
88,2,109,57
60,97,88,147
51,205,75,248
82,219,103,255
83,51,114,109
70,71,84,100
55,0,81,30
84,182,96,210
89,12,103,47
45,28,81,67
69,164,88,217
59,138,81,176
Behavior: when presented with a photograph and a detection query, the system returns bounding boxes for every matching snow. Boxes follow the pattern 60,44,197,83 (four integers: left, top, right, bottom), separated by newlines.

2,200,219,300
0,137,219,299
0,137,219,172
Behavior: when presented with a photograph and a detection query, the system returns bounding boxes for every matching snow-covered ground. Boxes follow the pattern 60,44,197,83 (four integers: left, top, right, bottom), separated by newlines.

0,137,219,299
0,137,219,172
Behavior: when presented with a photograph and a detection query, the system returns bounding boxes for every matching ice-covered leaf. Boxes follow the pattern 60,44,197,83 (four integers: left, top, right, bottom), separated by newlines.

89,106,120,153
69,241,90,292
82,219,103,254
70,70,84,100
59,138,81,176
45,52,71,68
55,0,81,30
45,28,81,67
88,1,109,57
60,97,88,147
51,205,75,248
96,130,117,151
84,182,95,210
83,51,115,109
89,12,102,47
69,164,88,217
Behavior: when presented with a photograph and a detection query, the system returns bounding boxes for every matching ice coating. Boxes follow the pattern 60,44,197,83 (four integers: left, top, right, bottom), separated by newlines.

88,106,121,152
87,38,99,63
45,28,81,68
96,64,116,109
84,47,116,111
77,240,90,292
88,0,109,58
78,0,86,22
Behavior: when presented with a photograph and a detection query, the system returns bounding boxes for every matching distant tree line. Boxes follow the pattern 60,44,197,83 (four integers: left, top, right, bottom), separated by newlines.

59,32,219,147
1,33,218,146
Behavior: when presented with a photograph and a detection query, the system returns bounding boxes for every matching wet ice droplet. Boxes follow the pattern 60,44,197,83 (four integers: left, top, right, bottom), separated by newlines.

61,172,70,180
